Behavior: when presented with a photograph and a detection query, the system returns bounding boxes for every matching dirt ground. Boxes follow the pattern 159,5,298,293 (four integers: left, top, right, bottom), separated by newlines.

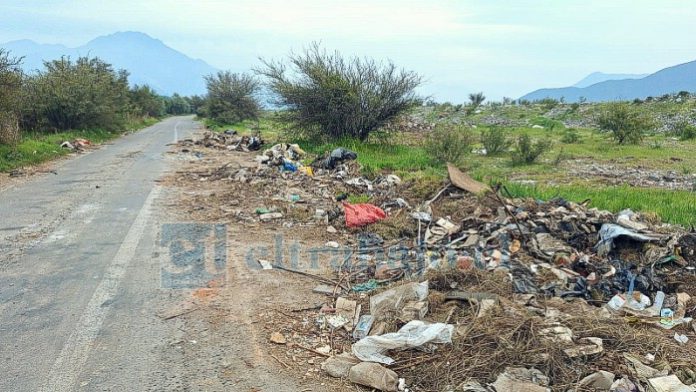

160,140,361,391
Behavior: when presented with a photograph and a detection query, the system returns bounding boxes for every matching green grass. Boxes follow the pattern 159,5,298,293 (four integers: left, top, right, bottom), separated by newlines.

505,183,696,227
0,117,158,172
295,137,436,177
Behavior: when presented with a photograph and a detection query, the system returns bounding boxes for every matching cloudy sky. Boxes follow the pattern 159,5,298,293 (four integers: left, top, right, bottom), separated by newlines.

2,0,696,101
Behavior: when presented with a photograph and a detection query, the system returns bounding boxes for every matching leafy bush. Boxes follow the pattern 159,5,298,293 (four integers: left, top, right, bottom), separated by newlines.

22,56,131,131
0,49,23,145
480,126,511,155
424,124,473,163
597,102,653,144
256,43,422,141
560,128,581,144
536,98,559,111
511,133,551,165
203,71,260,124
672,120,696,141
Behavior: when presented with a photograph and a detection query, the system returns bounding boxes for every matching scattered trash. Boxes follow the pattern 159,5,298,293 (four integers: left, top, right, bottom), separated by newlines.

490,367,550,392
257,259,273,270
447,163,490,194
353,315,375,340
674,333,689,345
344,203,387,228
595,223,660,256
176,129,696,391
578,370,615,390
647,374,696,392
270,332,286,344
321,352,360,378
370,281,429,321
352,320,454,365
312,284,336,295
348,362,399,392
316,147,358,170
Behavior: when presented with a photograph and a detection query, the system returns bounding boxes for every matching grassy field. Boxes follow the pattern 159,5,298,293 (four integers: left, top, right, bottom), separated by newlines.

206,103,696,226
0,117,159,172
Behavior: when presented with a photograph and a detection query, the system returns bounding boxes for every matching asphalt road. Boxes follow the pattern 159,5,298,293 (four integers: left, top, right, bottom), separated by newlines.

0,116,198,391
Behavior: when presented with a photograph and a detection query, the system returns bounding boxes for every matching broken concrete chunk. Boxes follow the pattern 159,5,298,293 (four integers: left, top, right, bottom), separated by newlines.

491,367,550,392
348,362,398,392
579,370,615,390
647,374,696,392
321,352,360,378
539,325,574,343
564,337,603,358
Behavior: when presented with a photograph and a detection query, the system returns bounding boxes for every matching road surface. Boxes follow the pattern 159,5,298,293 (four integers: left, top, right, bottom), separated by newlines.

0,117,199,391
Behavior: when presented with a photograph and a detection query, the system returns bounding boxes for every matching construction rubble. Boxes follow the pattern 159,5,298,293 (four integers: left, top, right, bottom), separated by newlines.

174,131,696,392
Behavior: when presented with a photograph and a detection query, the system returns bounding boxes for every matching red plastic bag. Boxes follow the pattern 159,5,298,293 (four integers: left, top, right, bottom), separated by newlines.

344,203,387,228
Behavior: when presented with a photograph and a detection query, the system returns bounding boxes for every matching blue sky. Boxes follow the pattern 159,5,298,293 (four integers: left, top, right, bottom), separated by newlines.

2,0,696,101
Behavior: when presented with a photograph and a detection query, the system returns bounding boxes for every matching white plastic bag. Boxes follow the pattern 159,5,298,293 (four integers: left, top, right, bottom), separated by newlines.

352,320,454,365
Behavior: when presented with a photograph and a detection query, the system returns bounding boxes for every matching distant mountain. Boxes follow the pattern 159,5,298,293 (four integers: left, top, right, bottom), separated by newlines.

520,60,696,102
1,31,218,96
572,71,648,88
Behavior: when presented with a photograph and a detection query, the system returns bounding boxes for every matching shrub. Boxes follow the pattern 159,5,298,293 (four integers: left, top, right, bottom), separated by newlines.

560,128,581,144
480,126,511,155
256,43,422,141
424,124,474,163
511,133,551,165
22,56,131,131
596,102,653,144
203,71,260,124
0,49,23,145
672,120,696,141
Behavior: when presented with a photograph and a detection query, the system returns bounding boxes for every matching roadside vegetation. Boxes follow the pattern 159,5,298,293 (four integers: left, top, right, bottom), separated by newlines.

0,49,201,172
200,44,696,226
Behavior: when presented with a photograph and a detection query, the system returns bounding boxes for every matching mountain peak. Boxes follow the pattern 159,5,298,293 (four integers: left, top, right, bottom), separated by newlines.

86,31,164,47
3,32,218,96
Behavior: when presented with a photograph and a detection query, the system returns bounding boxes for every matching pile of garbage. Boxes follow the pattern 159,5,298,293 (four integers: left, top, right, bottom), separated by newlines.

176,134,696,391
60,138,91,151
185,130,263,152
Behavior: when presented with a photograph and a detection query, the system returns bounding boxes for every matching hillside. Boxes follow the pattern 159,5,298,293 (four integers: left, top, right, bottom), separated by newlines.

1,32,218,96
521,60,696,102
572,71,647,88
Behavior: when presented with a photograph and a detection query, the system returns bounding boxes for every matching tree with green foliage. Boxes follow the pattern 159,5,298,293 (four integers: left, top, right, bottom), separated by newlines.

129,85,165,118
203,71,260,124
164,93,192,115
468,92,485,108
22,56,131,131
597,102,654,144
0,49,23,144
256,43,422,141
